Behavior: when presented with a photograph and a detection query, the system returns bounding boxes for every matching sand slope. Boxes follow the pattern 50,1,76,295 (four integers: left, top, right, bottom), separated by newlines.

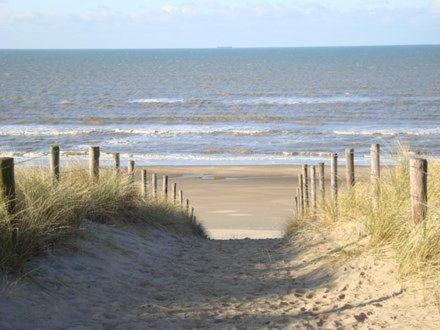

1,221,438,329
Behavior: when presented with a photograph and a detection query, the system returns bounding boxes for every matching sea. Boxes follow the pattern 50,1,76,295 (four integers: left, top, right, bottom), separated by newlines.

1,46,439,166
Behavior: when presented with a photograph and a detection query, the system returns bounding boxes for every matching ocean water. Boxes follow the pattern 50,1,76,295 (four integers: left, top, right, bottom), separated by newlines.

1,46,439,165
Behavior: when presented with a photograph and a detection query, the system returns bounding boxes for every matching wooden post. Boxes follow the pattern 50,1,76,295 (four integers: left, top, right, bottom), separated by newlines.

88,146,100,181
179,190,183,208
371,143,380,207
190,207,194,219
186,199,190,214
345,148,355,188
0,157,16,214
141,169,147,198
172,182,177,204
296,187,302,217
330,153,338,206
162,175,168,202
294,196,299,218
113,153,120,174
410,158,428,225
152,174,157,200
50,145,60,183
298,174,304,216
302,164,309,210
318,162,325,203
311,165,317,216
128,160,135,183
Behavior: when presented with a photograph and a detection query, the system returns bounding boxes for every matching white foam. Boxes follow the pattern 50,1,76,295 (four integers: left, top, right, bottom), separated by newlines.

333,127,440,137
230,96,375,105
128,98,186,104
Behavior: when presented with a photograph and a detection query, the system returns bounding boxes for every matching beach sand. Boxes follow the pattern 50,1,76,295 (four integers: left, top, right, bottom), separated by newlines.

143,165,371,239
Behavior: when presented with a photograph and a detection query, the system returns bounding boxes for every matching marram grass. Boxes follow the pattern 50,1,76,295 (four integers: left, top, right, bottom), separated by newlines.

287,158,440,295
0,167,206,272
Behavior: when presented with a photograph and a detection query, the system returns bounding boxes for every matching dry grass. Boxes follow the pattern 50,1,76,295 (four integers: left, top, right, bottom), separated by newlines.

287,157,440,300
0,167,206,272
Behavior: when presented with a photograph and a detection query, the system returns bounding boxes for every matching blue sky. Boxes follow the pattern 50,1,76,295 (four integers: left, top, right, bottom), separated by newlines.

1,0,439,48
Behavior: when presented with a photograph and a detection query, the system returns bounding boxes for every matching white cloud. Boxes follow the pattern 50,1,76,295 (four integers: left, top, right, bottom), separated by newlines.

432,0,440,14
162,4,173,13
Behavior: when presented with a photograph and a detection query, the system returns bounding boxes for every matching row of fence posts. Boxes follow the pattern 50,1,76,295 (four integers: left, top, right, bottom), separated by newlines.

0,146,197,222
294,143,429,225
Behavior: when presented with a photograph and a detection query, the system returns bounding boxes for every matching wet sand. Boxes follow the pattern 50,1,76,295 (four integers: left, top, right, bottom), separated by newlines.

142,165,370,239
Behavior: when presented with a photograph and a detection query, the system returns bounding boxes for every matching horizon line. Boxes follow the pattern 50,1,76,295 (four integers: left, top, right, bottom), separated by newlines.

1,43,439,51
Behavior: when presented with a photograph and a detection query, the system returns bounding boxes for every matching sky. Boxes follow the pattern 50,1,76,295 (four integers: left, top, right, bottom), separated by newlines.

0,0,439,49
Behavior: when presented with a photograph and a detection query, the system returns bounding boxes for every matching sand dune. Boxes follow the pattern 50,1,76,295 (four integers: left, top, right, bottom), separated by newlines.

1,219,438,329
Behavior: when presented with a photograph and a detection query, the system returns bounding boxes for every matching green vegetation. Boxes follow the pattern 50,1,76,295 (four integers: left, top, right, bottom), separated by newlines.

0,167,206,272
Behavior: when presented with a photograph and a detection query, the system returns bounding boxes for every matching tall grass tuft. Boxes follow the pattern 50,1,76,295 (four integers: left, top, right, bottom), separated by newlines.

0,167,206,272
287,156,440,291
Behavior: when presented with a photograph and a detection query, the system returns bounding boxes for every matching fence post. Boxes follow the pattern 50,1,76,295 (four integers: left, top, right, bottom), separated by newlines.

302,164,309,211
141,169,147,198
162,175,168,202
0,157,16,214
50,145,60,183
410,158,428,225
152,174,157,200
186,199,190,214
113,153,120,174
190,207,194,220
88,146,100,181
311,165,317,216
371,143,380,207
294,196,299,218
330,153,338,207
172,182,177,204
318,162,325,203
128,160,135,183
296,187,302,217
345,148,355,188
179,190,183,208
298,174,304,216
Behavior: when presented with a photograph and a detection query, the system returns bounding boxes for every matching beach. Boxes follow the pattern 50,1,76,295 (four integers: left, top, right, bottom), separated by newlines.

143,165,371,239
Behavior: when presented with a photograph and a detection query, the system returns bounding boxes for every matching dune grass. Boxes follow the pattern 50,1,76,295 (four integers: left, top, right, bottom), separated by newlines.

0,167,206,272
287,157,440,295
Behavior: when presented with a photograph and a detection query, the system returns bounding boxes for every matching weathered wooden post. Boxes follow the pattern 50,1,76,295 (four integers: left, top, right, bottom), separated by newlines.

0,157,16,214
330,153,338,207
410,158,428,225
371,143,380,207
152,174,157,200
296,187,302,217
141,169,147,198
294,196,299,218
345,148,355,188
50,145,60,183
302,164,309,210
113,153,120,174
88,146,100,181
298,174,304,216
186,199,190,214
179,190,183,208
190,207,194,220
311,165,317,216
162,175,168,202
172,182,177,204
128,160,135,183
318,162,325,202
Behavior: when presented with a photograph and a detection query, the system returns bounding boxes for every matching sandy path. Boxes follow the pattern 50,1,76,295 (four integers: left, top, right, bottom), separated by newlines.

1,221,438,329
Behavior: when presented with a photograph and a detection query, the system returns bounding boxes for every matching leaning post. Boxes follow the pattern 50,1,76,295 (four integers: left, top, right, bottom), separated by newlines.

0,157,16,214
410,158,428,225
